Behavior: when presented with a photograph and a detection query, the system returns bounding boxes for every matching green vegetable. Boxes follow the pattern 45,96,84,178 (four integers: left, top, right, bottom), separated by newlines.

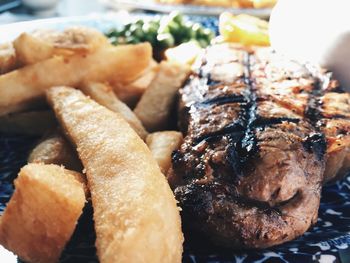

105,12,215,50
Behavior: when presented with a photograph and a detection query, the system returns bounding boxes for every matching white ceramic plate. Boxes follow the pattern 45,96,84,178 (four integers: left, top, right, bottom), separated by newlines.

103,0,272,18
0,13,130,42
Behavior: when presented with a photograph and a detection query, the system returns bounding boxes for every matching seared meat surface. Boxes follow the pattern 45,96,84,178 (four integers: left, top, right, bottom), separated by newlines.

170,44,350,248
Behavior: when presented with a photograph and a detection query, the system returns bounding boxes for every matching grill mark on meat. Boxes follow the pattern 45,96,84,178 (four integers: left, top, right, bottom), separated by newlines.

196,94,246,107
193,122,244,144
191,53,305,177
226,52,259,177
303,68,327,160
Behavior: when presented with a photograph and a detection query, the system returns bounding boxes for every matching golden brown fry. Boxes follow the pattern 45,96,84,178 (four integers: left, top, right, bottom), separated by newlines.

0,111,57,135
0,163,86,263
0,43,152,115
13,33,55,65
33,26,108,52
47,86,183,263
0,42,17,74
146,131,183,174
80,82,148,140
134,61,190,131
252,0,277,8
13,27,109,66
114,59,159,106
28,131,83,171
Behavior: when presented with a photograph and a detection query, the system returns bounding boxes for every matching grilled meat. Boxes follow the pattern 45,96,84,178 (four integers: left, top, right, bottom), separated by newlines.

170,44,350,248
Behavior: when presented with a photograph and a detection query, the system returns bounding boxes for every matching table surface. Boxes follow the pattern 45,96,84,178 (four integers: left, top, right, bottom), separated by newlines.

0,0,107,25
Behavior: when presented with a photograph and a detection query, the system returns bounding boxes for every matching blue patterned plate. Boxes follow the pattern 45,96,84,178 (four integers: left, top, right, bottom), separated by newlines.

0,14,349,263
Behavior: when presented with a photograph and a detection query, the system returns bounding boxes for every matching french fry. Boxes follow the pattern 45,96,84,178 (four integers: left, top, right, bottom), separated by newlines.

146,131,183,174
80,82,148,140
33,26,108,53
13,33,55,65
252,0,277,8
0,163,86,263
114,59,159,106
47,86,183,263
134,61,190,131
0,42,17,74
13,27,109,66
0,111,57,135
0,43,152,116
28,131,83,172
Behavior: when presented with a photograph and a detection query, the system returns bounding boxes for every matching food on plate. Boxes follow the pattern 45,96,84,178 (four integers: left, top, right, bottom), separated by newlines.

252,0,277,8
0,42,17,74
106,12,214,51
219,12,270,46
170,43,350,248
114,59,159,106
33,27,108,52
165,41,202,65
28,131,83,171
146,131,183,175
46,86,183,263
13,33,55,65
81,82,148,139
155,0,277,8
134,61,190,131
0,43,152,116
0,111,57,135
0,163,86,263
322,96,350,183
13,27,108,66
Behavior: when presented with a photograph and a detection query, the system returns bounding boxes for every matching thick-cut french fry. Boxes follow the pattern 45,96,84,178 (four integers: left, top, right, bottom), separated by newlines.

0,42,17,74
33,27,108,52
47,86,183,263
14,27,109,66
28,131,83,171
80,82,148,140
134,61,190,131
146,131,183,174
0,43,152,116
0,163,86,263
114,59,159,106
0,111,57,135
13,33,55,65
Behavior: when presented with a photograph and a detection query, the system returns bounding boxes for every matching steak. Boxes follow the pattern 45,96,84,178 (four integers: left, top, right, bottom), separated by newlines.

169,44,350,248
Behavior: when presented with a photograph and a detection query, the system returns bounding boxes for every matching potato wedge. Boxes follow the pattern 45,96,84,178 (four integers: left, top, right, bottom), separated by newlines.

14,27,109,66
28,131,83,171
114,59,159,106
146,131,183,174
0,111,57,135
13,33,55,65
0,42,17,74
0,163,86,263
0,43,152,116
80,82,148,140
33,26,108,52
134,61,190,131
47,86,183,263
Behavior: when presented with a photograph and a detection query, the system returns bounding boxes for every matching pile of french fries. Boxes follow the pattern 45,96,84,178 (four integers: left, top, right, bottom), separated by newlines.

0,26,191,263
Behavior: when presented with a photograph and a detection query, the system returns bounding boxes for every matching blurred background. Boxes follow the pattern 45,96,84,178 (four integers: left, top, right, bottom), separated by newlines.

0,0,276,25
0,0,107,24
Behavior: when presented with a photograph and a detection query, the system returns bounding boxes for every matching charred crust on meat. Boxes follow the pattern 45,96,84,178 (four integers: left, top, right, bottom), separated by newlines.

302,133,327,161
172,44,349,249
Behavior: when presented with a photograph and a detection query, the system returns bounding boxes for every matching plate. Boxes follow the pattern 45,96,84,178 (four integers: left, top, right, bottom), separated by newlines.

0,14,350,263
102,0,272,18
